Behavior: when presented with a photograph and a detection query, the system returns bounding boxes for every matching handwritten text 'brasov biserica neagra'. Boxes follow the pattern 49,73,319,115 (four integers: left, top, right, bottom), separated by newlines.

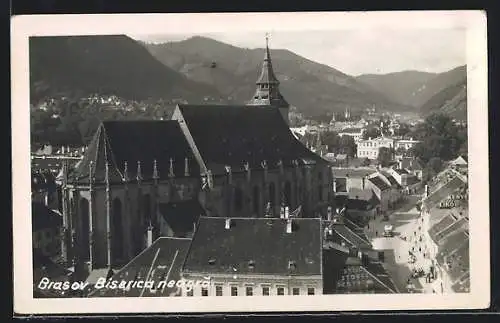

37,277,210,292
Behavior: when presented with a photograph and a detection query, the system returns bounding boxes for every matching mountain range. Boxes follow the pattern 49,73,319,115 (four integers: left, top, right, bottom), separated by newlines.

29,35,225,104
356,65,467,119
29,35,467,120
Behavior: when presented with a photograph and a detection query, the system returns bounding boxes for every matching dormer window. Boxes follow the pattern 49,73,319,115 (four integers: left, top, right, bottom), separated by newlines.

288,260,297,270
208,258,216,265
248,260,255,269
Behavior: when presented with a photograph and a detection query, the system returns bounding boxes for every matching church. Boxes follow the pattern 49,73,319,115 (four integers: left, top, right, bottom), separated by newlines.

58,37,335,275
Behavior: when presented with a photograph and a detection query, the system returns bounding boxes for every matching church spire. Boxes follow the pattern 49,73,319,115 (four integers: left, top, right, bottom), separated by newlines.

248,34,290,124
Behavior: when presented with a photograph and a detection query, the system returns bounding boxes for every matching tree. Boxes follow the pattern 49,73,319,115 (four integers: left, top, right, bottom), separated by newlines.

362,127,381,140
378,147,393,167
411,113,466,164
394,123,411,137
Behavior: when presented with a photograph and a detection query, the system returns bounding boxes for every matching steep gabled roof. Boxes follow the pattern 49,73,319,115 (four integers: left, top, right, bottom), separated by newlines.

182,217,322,276
175,104,326,174
68,121,199,184
159,199,206,238
89,237,192,297
368,176,391,191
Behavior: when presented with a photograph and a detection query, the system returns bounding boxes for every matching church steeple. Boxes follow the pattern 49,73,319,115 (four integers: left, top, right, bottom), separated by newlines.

248,34,290,125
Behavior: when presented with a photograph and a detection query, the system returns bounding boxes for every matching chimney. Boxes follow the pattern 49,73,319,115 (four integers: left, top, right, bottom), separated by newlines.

327,206,333,221
425,184,429,197
399,160,403,170
225,218,232,230
286,219,293,233
333,178,337,193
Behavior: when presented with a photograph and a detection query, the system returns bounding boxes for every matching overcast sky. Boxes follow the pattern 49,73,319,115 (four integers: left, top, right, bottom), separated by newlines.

130,29,465,76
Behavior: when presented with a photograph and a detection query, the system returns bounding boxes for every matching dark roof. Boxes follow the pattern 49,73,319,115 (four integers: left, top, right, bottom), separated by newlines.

394,168,409,175
182,217,322,276
436,230,469,265
159,200,206,238
368,176,391,191
90,237,192,297
32,202,62,231
331,223,372,250
176,105,326,174
69,121,199,184
380,171,401,188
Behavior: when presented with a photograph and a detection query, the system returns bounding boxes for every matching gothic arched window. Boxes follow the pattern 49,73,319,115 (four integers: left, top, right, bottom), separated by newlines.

269,182,276,205
79,198,90,261
234,187,243,212
112,198,124,263
252,186,260,214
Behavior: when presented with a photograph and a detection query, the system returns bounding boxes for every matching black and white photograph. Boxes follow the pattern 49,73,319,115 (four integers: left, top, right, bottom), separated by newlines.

12,11,489,314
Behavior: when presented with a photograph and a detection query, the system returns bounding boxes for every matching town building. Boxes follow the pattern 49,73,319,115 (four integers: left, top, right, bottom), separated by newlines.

338,128,365,143
181,216,323,296
357,136,394,160
56,37,334,282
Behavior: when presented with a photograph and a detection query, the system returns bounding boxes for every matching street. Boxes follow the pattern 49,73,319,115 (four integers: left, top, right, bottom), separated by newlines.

362,194,431,293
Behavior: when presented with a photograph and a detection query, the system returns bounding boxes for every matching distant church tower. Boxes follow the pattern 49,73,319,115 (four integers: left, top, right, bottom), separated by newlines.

248,35,290,125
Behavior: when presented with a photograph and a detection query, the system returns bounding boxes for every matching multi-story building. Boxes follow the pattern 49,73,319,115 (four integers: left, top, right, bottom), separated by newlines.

357,136,394,160
181,216,323,297
338,128,365,143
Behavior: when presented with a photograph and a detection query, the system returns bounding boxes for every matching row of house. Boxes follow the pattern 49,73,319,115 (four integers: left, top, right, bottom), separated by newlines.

356,136,420,159
332,163,422,221
418,162,469,293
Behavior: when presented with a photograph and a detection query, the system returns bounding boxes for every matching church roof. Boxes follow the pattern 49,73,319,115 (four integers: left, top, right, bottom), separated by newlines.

176,104,326,174
182,217,322,276
68,121,199,184
256,42,280,85
159,199,206,238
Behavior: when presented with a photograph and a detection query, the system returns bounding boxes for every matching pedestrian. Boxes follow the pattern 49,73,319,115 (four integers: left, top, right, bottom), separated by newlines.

375,231,378,237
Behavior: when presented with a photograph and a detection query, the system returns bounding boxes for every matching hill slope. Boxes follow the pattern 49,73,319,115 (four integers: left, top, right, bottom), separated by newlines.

29,35,225,104
142,36,410,117
356,71,438,107
357,65,466,109
420,80,467,120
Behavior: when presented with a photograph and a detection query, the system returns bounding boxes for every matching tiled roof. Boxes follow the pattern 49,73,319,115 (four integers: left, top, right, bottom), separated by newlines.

348,188,374,201
333,168,376,178
89,237,192,297
322,246,350,294
69,121,199,184
159,200,206,238
368,176,391,191
406,175,420,186
451,272,470,293
32,202,62,231
331,223,372,250
436,230,469,266
428,213,456,241
182,217,322,276
362,261,398,293
379,171,401,188
431,217,468,245
422,176,466,210
394,168,409,175
176,105,326,174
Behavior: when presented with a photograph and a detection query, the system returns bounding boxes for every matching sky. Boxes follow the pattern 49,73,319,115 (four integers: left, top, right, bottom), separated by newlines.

130,29,466,76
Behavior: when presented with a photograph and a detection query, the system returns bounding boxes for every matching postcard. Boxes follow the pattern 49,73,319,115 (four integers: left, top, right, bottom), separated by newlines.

12,11,489,314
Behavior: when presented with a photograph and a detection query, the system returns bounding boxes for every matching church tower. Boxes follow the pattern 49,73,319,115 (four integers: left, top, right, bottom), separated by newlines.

248,35,290,125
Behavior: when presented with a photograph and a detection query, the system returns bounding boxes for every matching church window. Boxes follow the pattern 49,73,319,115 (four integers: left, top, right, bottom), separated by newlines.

284,181,292,206
79,198,90,261
112,198,124,263
252,186,260,214
269,182,276,205
234,187,243,211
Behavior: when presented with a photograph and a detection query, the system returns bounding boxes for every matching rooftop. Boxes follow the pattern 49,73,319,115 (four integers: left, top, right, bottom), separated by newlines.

333,167,376,178
368,176,391,191
159,199,206,238
330,223,372,250
69,120,199,184
89,237,192,297
182,217,322,276
175,105,326,174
